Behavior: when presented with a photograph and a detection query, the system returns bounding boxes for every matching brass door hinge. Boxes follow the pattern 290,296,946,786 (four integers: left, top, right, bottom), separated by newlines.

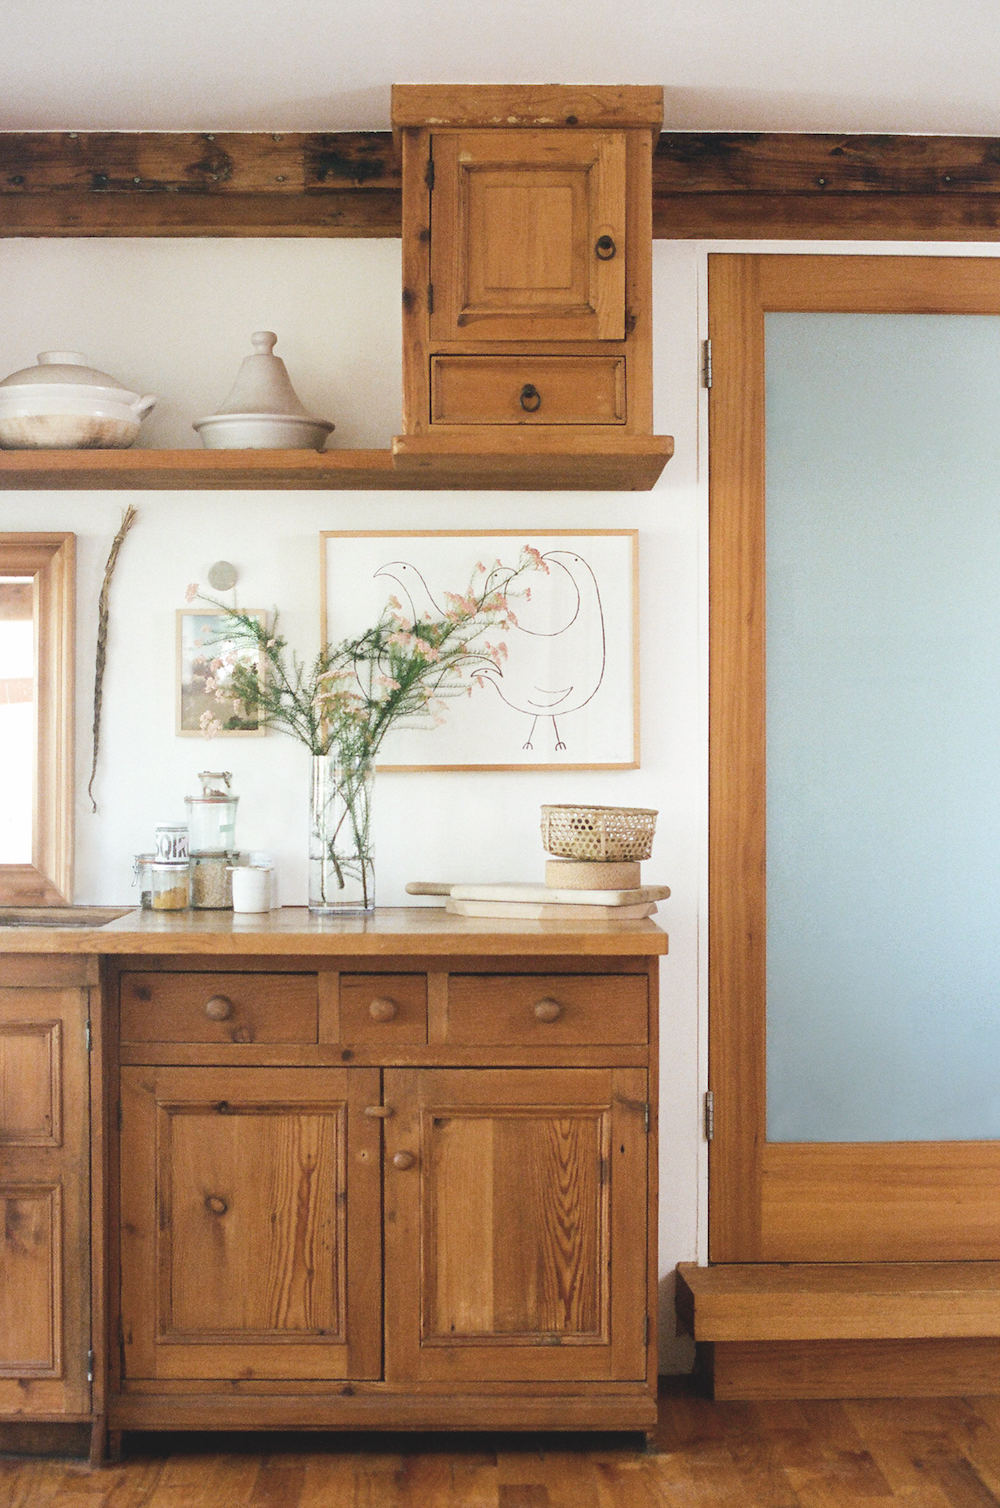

704,1090,715,1141
702,338,713,389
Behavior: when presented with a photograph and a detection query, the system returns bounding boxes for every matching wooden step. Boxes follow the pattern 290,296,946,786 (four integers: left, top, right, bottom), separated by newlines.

676,1261,1000,1341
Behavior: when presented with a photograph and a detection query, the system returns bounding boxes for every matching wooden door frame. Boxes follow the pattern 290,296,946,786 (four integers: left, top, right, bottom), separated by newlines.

708,254,1000,1262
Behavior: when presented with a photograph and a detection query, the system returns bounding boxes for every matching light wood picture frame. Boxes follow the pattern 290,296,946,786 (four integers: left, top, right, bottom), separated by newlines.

175,608,266,737
321,530,639,771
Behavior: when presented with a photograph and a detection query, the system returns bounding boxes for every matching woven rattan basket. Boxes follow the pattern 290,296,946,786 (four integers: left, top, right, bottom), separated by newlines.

539,804,658,863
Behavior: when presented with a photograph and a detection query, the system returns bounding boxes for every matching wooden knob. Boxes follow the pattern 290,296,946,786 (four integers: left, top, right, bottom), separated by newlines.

363,1105,395,1119
369,997,398,1022
533,998,563,1022
204,995,234,1021
392,1150,416,1171
205,1195,228,1216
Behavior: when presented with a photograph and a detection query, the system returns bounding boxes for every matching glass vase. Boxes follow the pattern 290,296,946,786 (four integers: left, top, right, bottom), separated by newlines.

309,753,375,913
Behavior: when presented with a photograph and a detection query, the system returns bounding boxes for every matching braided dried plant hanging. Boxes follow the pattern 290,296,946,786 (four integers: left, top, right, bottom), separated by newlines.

88,504,138,812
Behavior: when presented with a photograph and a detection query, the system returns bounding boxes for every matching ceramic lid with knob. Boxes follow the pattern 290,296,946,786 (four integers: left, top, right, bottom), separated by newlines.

192,332,333,450
0,351,147,398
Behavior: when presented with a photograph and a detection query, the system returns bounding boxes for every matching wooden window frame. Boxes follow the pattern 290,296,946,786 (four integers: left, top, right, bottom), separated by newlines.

0,533,75,905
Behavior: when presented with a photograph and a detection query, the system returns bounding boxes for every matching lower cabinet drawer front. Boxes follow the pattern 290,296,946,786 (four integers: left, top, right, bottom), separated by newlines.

446,975,647,1044
430,355,626,425
120,972,318,1043
340,973,428,1044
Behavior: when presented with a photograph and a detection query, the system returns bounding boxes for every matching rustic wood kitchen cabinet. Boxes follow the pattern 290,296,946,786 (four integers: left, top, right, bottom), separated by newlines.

0,954,98,1455
0,911,665,1456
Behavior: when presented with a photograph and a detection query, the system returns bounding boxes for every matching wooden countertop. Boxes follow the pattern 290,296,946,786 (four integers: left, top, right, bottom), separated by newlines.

0,906,668,957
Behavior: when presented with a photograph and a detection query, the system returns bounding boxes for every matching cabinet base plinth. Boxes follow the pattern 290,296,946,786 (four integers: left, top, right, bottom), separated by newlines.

108,1390,657,1433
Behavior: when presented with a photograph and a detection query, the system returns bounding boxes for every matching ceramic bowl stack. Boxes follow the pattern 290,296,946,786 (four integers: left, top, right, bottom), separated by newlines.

193,331,334,450
0,352,156,449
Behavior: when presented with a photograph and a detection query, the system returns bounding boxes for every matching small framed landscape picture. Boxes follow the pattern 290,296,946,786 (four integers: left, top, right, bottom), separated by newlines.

175,609,266,737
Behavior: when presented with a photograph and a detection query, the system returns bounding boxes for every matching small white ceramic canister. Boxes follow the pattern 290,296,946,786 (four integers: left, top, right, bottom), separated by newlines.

230,865,272,914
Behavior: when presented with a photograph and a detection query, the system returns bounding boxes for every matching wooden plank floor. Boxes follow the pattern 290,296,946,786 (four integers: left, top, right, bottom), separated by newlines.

9,1387,1000,1505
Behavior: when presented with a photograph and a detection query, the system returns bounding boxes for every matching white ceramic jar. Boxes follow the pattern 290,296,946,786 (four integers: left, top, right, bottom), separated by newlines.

0,352,156,449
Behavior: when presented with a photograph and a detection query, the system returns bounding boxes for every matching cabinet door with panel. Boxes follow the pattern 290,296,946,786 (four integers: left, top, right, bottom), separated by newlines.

429,130,627,344
119,1065,381,1384
383,1066,648,1385
0,984,90,1416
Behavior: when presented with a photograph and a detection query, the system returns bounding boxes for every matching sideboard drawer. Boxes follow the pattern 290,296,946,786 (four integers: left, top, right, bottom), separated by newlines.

430,355,626,425
446,974,647,1045
339,973,428,1044
120,972,318,1044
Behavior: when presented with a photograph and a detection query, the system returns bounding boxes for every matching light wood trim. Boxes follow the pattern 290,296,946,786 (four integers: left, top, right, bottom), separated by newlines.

708,254,1000,1263
706,1337,1000,1400
678,1260,1000,1341
400,126,431,435
0,534,74,906
0,444,671,493
0,908,667,957
761,1142,1000,1262
624,128,655,435
107,1389,656,1431
391,86,664,133
707,256,766,1262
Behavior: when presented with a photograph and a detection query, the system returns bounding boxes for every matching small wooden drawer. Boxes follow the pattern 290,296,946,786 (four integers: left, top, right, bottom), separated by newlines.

446,975,648,1045
430,355,626,425
339,973,427,1044
120,972,318,1044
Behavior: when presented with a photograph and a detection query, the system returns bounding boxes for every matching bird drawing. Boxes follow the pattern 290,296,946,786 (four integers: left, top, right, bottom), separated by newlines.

373,550,606,753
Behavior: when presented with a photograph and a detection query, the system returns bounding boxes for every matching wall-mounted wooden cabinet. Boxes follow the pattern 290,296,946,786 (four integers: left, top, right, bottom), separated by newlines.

392,85,672,484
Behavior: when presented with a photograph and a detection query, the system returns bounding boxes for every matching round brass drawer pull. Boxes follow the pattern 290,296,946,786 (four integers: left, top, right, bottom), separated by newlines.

205,1195,228,1216
533,998,563,1022
392,1150,416,1171
595,235,617,260
369,997,398,1022
519,383,541,413
204,994,234,1021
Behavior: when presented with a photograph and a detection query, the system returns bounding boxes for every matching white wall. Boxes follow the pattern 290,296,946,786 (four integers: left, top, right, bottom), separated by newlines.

0,235,706,1369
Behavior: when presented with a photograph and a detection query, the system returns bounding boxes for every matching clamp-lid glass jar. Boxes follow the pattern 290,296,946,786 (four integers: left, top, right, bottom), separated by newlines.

185,770,238,854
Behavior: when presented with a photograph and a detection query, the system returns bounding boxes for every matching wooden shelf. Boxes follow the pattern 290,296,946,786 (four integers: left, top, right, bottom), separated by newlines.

0,436,673,492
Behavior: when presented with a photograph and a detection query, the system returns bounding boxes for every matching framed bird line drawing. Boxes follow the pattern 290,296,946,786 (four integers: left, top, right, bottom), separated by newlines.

320,530,639,771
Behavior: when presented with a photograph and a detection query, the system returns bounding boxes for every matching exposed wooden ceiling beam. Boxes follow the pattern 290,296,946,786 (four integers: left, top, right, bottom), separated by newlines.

4,131,1000,240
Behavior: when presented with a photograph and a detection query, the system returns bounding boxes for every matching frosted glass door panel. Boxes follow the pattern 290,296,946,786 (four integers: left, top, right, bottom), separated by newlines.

766,313,1000,1142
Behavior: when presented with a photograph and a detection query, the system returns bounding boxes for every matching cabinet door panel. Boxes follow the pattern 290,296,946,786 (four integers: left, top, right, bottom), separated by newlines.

120,1066,381,1382
384,1067,647,1384
0,1183,60,1374
0,987,89,1416
430,131,626,343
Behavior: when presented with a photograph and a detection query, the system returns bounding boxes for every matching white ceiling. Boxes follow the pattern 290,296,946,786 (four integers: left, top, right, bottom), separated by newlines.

2,0,997,136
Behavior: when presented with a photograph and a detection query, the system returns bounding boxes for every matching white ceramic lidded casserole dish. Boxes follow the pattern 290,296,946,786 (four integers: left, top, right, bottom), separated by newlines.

0,352,156,449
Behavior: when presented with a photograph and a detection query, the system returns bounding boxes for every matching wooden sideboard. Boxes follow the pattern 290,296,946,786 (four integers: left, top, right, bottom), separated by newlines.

0,909,666,1461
